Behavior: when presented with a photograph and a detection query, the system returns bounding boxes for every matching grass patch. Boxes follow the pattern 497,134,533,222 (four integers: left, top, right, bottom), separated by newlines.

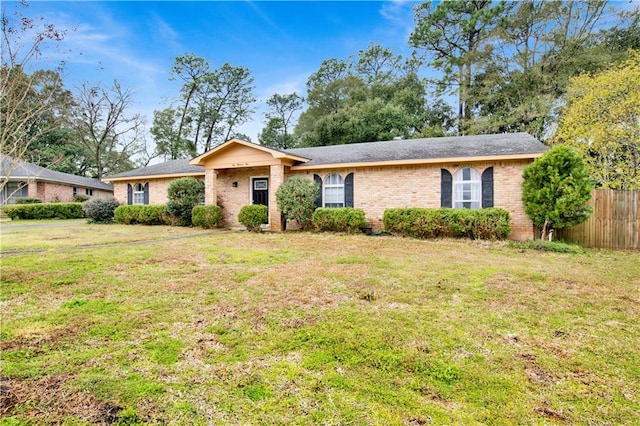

1,222,639,424
507,239,585,253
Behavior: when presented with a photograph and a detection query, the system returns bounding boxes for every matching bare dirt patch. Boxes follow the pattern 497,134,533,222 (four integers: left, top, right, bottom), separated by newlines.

1,375,123,423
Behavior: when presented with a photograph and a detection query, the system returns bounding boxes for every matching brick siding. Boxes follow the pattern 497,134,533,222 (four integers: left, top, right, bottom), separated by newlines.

114,159,535,240
26,181,112,203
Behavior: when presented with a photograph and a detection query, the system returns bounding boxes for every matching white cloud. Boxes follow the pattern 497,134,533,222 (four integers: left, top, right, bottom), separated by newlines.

380,0,416,25
258,72,309,100
148,12,182,52
378,0,419,50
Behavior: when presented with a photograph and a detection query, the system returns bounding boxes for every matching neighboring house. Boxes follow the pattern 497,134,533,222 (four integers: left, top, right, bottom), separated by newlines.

1,156,114,205
104,133,548,240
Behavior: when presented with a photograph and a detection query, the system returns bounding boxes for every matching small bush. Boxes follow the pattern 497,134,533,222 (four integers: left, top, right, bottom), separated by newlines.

73,194,91,202
14,197,42,204
3,203,84,220
238,205,268,232
166,177,205,226
383,207,511,240
114,205,174,225
83,197,120,223
192,205,222,229
275,176,319,230
313,208,368,233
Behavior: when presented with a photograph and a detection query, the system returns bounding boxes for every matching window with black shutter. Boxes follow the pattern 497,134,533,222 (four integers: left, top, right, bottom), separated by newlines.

481,167,494,208
313,174,323,208
441,169,452,208
344,173,354,207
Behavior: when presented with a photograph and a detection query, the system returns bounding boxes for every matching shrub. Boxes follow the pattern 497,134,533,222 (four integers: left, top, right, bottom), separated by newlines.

238,205,268,232
313,208,368,233
192,205,222,229
114,205,174,225
383,207,511,240
73,194,91,202
14,197,42,204
2,203,84,220
166,177,205,226
275,176,319,230
82,197,120,223
522,145,592,239
383,208,444,238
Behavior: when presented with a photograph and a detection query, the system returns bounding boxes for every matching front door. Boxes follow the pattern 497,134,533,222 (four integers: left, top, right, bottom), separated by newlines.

252,178,269,207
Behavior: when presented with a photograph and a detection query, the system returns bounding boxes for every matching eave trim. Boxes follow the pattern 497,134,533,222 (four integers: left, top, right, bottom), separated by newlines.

102,172,205,183
289,153,543,170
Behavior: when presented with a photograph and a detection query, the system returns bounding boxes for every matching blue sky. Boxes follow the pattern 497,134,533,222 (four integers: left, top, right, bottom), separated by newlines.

11,1,420,144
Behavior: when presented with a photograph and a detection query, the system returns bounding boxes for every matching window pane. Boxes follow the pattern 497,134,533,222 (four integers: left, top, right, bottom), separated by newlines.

453,168,481,209
325,174,343,186
325,187,342,204
133,192,144,204
324,174,344,208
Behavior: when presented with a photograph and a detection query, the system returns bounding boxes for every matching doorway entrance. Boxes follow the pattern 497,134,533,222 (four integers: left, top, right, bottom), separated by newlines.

251,177,269,207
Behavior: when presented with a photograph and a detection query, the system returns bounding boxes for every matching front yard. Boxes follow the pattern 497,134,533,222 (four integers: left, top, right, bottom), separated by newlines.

1,222,639,424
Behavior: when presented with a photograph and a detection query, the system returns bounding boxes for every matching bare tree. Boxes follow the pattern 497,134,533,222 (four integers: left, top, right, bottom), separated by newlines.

74,80,145,179
1,0,70,195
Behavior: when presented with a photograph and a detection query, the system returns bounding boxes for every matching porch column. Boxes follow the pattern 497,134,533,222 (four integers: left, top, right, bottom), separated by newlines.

204,169,217,205
269,164,284,231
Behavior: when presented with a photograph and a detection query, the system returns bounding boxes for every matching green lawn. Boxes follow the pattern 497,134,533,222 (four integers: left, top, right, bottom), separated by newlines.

1,222,639,424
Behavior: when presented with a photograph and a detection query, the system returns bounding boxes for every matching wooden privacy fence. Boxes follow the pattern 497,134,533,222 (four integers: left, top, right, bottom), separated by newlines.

556,189,640,250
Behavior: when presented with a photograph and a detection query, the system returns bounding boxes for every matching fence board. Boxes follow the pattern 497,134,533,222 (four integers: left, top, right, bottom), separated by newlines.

556,189,640,250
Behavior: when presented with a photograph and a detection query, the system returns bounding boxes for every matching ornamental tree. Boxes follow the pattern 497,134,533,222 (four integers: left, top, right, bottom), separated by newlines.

166,177,204,226
275,176,319,230
522,145,592,240
554,51,640,189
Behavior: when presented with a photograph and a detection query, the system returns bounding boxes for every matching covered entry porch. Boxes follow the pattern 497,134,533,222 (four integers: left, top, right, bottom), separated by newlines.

190,139,309,230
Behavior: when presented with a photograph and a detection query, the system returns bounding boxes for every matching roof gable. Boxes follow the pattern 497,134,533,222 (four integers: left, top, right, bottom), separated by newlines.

190,138,309,168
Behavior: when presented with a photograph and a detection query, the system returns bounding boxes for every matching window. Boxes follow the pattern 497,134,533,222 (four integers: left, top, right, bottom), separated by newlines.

73,187,78,196
127,183,148,205
453,167,481,209
85,188,93,196
324,174,344,208
133,183,146,205
1,181,28,205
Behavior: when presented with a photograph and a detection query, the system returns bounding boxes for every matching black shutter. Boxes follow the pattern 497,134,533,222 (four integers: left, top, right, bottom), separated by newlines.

441,169,452,208
344,173,354,207
143,183,149,205
127,184,133,205
313,174,322,208
481,167,494,208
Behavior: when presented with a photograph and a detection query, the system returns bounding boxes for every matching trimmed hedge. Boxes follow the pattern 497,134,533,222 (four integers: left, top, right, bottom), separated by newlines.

383,207,511,240
192,205,222,229
238,205,268,232
3,203,84,220
73,194,91,202
313,207,368,233
114,205,175,225
15,197,42,204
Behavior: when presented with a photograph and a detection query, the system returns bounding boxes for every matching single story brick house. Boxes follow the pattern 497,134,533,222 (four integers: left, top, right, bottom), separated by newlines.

104,132,548,240
1,156,113,205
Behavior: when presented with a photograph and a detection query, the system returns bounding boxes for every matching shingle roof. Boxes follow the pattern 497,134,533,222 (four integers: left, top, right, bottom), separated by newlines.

102,133,547,179
104,159,204,179
286,132,548,166
1,156,113,191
